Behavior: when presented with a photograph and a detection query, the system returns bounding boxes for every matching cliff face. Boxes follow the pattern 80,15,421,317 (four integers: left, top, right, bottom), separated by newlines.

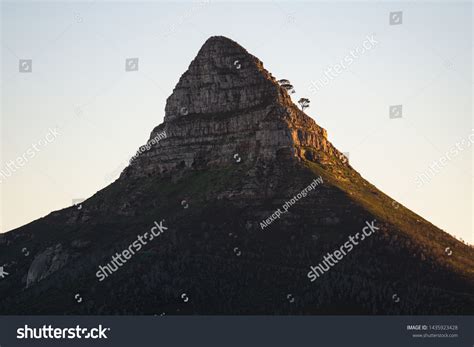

0,36,472,315
124,36,343,180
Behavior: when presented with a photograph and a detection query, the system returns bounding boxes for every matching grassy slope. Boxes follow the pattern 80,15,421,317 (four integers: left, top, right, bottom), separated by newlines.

303,159,474,284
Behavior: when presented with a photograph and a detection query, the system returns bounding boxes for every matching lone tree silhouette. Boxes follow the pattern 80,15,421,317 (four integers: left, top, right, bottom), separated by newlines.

298,98,310,111
277,79,295,94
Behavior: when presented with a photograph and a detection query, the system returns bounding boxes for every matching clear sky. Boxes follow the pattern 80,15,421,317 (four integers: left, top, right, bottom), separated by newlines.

1,1,472,243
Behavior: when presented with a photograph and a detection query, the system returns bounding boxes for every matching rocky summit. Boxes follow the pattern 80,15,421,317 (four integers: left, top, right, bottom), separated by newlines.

0,36,473,315
125,36,340,180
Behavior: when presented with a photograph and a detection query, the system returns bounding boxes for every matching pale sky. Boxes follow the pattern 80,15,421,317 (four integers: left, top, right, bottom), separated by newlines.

1,1,472,243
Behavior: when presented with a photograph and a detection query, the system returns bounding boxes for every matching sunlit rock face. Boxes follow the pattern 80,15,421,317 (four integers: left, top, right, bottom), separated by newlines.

124,36,345,180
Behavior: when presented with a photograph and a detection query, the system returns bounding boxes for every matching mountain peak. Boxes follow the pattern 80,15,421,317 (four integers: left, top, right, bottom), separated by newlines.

1,36,473,316
199,35,246,54
126,36,342,179
164,36,285,122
